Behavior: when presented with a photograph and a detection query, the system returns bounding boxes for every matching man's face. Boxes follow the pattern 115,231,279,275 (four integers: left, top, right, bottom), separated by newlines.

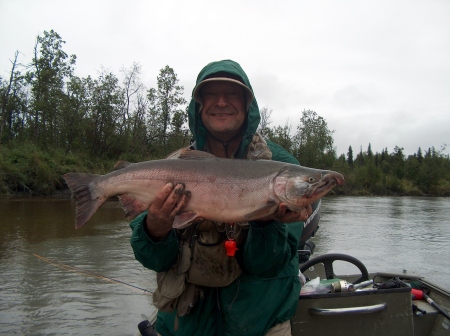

200,81,247,137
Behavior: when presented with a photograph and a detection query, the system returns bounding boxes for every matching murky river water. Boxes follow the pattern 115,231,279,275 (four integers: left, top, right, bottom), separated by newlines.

0,196,449,335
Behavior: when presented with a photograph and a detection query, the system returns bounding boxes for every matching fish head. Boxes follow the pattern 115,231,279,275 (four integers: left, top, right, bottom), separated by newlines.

273,167,344,210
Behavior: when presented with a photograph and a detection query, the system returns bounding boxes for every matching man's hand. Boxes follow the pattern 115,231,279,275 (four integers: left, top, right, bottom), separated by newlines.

146,182,191,240
257,203,313,223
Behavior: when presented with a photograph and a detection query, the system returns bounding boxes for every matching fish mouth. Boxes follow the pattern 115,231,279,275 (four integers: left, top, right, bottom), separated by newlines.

308,179,337,198
306,173,344,199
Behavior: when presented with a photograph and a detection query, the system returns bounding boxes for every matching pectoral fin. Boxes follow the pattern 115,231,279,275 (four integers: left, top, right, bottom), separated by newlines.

173,211,199,229
243,201,279,220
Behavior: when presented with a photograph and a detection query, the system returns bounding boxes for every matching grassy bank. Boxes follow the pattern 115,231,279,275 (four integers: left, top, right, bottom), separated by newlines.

0,142,116,195
1,142,449,197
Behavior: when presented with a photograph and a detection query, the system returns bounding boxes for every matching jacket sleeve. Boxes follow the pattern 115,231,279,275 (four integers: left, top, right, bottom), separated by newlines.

129,212,180,272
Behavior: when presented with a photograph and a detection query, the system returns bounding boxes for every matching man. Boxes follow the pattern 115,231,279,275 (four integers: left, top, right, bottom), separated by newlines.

130,60,310,335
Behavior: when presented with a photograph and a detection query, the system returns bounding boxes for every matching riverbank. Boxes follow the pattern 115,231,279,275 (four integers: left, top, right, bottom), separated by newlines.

0,142,116,196
1,142,449,197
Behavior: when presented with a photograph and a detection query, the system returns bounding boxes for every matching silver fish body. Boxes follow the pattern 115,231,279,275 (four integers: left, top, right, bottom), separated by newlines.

63,150,344,229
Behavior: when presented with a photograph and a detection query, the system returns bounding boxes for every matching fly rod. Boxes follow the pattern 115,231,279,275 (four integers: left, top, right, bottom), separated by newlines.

34,254,153,295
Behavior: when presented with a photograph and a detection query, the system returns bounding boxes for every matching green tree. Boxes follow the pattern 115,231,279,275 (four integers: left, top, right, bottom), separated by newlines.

294,109,336,168
166,105,191,154
26,30,76,146
60,75,92,154
1,51,19,142
147,66,187,150
118,62,150,158
257,106,273,137
415,146,449,194
417,147,423,164
267,122,294,153
404,154,420,183
367,143,373,159
347,145,354,167
391,146,405,179
0,51,28,143
85,69,124,157
133,92,151,153
354,161,383,193
355,146,365,167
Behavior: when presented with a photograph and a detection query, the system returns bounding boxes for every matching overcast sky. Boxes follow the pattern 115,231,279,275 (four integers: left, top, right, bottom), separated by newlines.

1,0,449,157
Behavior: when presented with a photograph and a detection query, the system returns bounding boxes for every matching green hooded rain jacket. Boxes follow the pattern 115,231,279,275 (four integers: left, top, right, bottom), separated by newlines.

130,60,303,336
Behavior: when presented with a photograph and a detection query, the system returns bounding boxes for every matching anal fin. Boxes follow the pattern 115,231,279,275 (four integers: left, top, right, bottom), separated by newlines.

173,211,198,229
243,201,278,220
118,195,149,220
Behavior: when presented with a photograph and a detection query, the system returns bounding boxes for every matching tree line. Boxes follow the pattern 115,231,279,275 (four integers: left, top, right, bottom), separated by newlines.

259,109,449,196
1,30,449,196
1,30,188,160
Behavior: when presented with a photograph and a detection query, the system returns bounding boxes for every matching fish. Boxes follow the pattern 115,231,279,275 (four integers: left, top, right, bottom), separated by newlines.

63,149,344,229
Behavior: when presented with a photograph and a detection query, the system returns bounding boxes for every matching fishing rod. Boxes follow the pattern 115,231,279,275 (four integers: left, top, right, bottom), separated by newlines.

411,288,450,320
33,254,153,295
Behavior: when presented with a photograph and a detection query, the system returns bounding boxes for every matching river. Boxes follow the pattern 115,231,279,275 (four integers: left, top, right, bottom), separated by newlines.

0,196,449,335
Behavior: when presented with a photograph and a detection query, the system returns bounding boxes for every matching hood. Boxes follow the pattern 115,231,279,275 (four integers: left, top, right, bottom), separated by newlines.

187,60,260,158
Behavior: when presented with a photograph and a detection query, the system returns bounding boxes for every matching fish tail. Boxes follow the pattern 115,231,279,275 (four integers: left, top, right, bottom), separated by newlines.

63,173,104,229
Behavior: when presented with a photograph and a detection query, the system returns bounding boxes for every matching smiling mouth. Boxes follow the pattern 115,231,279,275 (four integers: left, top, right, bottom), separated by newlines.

210,113,233,117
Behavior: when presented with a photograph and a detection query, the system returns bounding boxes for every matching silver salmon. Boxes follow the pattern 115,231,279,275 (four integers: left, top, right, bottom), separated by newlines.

63,150,344,229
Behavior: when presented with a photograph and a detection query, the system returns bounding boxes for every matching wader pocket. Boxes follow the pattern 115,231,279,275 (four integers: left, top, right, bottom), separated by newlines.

187,240,242,287
152,268,185,313
177,243,192,274
176,282,199,316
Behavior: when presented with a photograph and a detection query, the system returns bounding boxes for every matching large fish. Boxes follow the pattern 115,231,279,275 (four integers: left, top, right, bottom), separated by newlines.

63,149,344,229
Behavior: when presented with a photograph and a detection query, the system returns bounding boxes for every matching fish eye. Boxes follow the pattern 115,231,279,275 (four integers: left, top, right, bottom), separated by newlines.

308,177,315,182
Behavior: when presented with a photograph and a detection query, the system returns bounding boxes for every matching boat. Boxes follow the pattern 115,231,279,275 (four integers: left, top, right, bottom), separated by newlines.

293,252,450,335
136,255,450,336
135,202,450,336
294,201,450,335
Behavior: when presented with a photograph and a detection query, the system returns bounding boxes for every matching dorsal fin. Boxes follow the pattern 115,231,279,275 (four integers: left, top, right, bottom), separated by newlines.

178,148,217,160
113,160,134,171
